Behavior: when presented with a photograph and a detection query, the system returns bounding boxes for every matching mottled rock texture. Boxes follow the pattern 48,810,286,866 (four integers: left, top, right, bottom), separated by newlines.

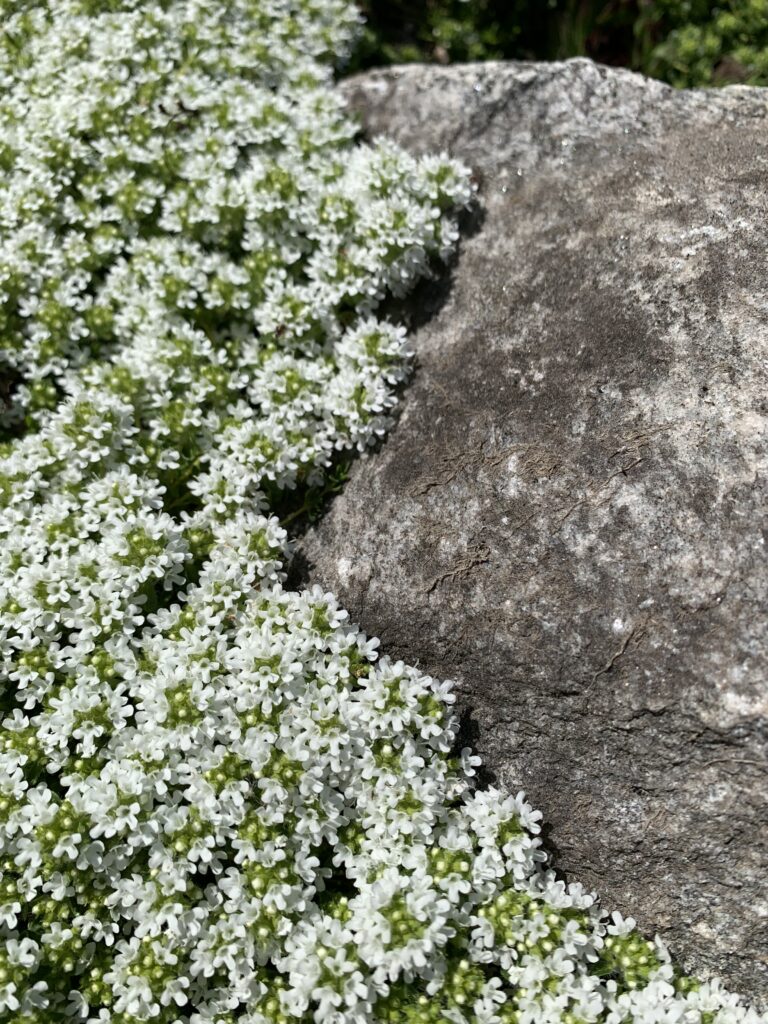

298,60,768,1001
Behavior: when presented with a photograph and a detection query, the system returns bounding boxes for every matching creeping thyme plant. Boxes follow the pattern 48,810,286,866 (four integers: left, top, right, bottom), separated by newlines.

0,2,762,1023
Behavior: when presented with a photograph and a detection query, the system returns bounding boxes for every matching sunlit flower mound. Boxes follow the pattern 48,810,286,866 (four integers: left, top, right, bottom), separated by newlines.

0,2,763,1023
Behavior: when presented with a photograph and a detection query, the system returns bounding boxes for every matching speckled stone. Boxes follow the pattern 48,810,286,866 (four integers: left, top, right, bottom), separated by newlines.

298,60,768,1003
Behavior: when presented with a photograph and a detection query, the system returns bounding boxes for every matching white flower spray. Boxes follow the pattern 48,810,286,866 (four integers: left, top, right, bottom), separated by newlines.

0,2,763,1023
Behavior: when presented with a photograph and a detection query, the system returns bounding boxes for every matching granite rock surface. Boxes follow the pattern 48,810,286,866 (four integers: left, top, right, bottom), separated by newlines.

298,60,768,1001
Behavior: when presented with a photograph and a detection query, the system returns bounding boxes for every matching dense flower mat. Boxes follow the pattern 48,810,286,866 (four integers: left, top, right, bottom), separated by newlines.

0,2,762,1022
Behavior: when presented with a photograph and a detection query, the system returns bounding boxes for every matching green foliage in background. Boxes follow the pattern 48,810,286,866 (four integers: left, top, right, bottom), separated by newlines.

640,0,768,85
349,0,552,68
350,0,768,88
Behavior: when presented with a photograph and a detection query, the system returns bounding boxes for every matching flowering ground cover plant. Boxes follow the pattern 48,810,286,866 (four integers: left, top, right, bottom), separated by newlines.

0,2,763,1023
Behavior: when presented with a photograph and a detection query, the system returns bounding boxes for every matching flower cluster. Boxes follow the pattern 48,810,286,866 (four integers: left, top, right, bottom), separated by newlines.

0,2,763,1024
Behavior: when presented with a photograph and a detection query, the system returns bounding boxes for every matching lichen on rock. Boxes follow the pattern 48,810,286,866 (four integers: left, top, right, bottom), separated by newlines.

301,60,768,1005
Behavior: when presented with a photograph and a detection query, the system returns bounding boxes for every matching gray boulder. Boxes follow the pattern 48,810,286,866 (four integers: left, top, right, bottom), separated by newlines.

298,60,768,1001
